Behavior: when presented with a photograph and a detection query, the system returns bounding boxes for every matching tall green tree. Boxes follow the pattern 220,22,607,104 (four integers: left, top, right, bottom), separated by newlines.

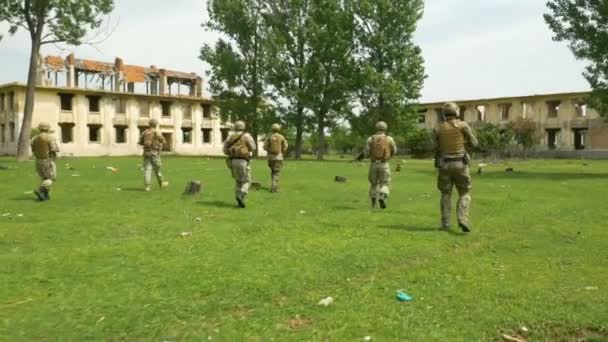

305,0,356,160
350,0,425,137
201,0,273,150
545,0,608,116
0,0,114,161
264,0,314,159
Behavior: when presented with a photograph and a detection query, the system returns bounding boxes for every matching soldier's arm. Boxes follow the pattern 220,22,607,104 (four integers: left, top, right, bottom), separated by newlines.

462,123,479,147
157,131,166,145
49,137,60,158
245,134,257,152
262,137,269,151
138,132,145,146
282,135,288,153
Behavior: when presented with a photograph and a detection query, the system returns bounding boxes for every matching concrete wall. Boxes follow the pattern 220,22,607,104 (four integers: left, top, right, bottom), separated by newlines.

418,92,608,152
0,84,237,157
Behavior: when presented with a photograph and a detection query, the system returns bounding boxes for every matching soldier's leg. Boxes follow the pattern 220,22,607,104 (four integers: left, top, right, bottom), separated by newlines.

454,166,472,231
143,156,153,191
152,155,166,188
234,160,250,208
437,168,454,228
378,162,391,209
368,163,379,208
269,160,281,192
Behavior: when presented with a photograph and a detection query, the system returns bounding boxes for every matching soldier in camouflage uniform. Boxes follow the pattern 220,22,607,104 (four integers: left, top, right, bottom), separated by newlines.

223,120,256,208
263,123,288,193
31,122,59,201
138,118,168,192
365,121,397,209
434,102,479,232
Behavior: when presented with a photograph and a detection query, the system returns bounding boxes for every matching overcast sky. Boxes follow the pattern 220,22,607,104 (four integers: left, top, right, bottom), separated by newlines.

0,0,590,103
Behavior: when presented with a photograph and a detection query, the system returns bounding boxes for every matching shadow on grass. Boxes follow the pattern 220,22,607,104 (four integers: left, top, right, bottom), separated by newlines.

199,200,236,209
10,196,37,202
121,187,146,192
410,168,608,181
380,225,469,236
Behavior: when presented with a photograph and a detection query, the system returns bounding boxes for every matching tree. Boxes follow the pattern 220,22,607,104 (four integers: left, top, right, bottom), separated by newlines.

201,0,273,152
350,0,425,137
0,0,114,161
405,128,433,158
509,117,539,158
264,0,314,159
304,0,356,160
545,0,608,116
473,123,514,158
330,125,358,155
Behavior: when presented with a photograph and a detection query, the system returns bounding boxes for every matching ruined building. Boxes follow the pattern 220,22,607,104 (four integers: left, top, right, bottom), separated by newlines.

0,54,229,156
418,92,608,157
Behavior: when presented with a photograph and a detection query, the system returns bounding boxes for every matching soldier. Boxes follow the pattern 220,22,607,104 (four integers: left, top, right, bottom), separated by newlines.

263,123,288,193
434,102,479,232
31,122,59,201
365,121,397,209
138,118,168,192
223,120,256,208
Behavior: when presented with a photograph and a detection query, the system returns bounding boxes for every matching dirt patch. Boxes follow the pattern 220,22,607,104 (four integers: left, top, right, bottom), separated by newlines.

287,315,312,331
500,325,608,342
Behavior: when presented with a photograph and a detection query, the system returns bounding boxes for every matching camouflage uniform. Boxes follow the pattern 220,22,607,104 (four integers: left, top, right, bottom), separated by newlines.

31,122,59,201
138,119,167,191
263,124,288,192
365,122,397,209
223,121,257,208
434,102,479,232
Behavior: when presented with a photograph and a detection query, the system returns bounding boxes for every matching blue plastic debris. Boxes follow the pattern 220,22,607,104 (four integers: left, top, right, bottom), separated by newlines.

396,290,413,302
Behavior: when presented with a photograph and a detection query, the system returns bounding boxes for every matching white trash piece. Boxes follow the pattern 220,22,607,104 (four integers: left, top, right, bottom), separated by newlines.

318,296,334,307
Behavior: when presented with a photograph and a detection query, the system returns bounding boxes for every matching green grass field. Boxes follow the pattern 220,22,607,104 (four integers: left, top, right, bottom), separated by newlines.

0,156,607,341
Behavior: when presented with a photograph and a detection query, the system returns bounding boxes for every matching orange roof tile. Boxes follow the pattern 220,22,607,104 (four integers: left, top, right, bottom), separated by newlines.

123,65,146,83
44,56,65,70
80,59,113,73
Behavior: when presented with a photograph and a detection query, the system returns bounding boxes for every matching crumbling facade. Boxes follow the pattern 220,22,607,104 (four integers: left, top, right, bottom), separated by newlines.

418,91,608,156
0,54,231,157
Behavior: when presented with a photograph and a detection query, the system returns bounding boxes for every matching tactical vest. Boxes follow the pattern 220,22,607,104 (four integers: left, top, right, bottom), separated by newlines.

370,135,391,161
31,133,51,159
438,120,465,154
268,134,284,155
228,133,251,159
142,129,162,151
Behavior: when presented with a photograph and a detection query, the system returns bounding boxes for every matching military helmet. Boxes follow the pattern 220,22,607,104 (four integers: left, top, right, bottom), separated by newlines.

442,102,459,117
234,120,246,131
149,118,159,127
271,123,281,132
375,121,388,132
38,122,51,131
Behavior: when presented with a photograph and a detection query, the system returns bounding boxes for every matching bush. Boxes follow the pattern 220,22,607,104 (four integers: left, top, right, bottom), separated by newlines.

474,123,514,158
405,129,435,158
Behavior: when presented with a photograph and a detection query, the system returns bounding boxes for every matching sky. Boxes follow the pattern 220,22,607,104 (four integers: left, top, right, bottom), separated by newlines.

0,0,590,103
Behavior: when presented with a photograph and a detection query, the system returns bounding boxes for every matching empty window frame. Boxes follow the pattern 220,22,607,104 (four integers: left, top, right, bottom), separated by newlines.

115,126,127,143
574,102,588,117
546,100,560,118
87,95,101,113
161,101,172,117
417,109,427,123
459,106,466,121
8,92,15,111
9,122,15,142
0,93,4,111
88,125,102,143
182,128,193,144
0,124,5,143
546,129,559,150
202,104,212,119
573,129,587,150
476,105,486,121
202,128,212,144
499,103,512,121
59,123,74,143
59,94,74,111
220,128,230,142
115,98,127,114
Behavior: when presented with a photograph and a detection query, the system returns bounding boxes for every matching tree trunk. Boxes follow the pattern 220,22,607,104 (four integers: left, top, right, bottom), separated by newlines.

316,114,325,160
295,104,304,159
16,33,42,161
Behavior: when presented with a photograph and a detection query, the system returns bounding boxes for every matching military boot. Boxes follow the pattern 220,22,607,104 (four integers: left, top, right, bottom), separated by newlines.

371,197,377,209
34,188,45,201
458,222,471,233
42,188,50,201
236,193,246,208
378,194,387,209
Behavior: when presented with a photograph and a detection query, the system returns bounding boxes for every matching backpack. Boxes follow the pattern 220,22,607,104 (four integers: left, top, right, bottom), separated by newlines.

370,135,391,161
228,134,250,159
268,134,283,155
142,130,155,149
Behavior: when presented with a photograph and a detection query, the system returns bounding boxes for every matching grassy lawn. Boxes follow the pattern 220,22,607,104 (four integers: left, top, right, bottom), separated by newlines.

0,156,607,341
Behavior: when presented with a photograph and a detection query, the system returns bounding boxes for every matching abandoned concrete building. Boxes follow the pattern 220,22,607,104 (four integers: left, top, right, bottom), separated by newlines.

418,91,608,157
0,54,231,157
